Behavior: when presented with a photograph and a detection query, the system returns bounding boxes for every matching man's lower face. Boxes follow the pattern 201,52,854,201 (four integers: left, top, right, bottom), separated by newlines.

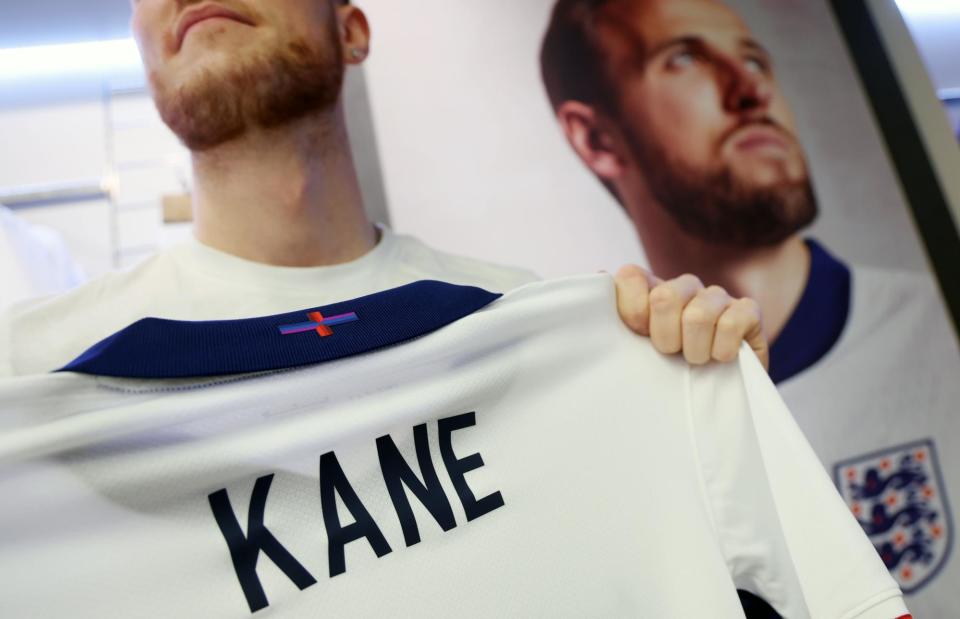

150,32,344,152
627,127,819,248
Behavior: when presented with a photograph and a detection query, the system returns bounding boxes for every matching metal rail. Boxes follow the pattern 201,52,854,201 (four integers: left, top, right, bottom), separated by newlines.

0,179,108,209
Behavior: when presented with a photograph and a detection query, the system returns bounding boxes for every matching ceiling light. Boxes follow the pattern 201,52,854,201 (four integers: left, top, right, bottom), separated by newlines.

896,0,960,17
0,38,142,81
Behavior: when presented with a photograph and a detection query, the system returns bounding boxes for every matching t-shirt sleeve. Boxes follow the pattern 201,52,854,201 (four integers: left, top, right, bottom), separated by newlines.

687,345,909,619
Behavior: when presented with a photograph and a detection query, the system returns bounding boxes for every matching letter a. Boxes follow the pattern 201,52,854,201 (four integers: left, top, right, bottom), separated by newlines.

320,451,393,577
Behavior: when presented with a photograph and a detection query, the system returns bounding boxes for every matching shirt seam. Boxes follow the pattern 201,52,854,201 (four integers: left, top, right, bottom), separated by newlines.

838,587,906,619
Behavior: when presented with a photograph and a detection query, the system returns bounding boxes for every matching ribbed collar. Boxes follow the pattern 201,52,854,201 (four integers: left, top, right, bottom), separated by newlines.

769,238,852,384
60,281,501,379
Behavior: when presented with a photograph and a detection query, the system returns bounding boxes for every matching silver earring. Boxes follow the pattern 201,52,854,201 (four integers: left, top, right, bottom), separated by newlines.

351,49,364,59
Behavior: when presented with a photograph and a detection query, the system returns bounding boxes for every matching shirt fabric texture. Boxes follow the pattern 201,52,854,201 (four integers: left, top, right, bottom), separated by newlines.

0,275,906,618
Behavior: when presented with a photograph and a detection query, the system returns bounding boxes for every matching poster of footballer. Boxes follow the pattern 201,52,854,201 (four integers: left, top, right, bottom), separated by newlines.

358,0,959,615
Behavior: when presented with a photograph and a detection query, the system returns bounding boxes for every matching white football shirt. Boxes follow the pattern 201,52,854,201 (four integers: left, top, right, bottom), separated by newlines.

0,224,536,377
780,264,959,618
0,275,906,618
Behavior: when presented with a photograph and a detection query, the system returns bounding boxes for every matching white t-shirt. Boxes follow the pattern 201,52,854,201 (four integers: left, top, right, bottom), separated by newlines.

0,226,536,377
0,276,906,618
780,265,959,619
0,205,84,310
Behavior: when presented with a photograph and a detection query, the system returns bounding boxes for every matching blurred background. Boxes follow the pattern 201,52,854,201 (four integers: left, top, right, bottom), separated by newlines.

0,0,389,286
0,0,956,284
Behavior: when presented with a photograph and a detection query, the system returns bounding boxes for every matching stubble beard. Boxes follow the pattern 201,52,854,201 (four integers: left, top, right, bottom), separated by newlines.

622,119,819,248
151,28,345,152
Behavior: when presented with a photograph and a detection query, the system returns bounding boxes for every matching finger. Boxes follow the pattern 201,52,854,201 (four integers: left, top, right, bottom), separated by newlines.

614,264,654,336
682,286,734,365
712,297,769,370
743,298,770,370
648,274,704,354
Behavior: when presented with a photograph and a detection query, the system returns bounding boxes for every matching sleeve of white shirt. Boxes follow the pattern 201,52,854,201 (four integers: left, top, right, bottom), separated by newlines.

0,206,85,311
687,345,909,619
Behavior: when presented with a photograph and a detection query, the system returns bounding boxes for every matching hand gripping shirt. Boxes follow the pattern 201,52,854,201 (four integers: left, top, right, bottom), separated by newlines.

0,275,907,618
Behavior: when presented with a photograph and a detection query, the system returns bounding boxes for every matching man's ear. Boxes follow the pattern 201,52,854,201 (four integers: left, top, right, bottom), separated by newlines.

556,101,626,182
338,4,371,64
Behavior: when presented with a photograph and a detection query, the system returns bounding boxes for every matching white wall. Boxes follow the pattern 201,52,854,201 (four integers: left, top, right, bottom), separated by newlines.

0,66,388,280
872,0,960,234
360,0,931,277
0,86,192,277
360,1,644,278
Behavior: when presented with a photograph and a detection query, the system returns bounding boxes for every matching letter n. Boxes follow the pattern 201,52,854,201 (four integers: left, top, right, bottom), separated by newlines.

377,423,457,547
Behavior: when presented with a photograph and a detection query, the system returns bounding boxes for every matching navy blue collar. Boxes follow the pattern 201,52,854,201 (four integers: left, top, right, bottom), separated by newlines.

60,281,501,379
768,239,852,384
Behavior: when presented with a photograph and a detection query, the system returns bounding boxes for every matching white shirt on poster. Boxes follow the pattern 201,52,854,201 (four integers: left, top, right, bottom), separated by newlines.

780,264,959,619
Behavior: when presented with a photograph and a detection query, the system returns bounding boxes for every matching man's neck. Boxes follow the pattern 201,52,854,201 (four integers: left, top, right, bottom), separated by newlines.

630,199,810,343
190,104,376,267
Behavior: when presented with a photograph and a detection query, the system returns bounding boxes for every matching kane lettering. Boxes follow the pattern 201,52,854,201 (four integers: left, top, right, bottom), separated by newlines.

208,412,504,613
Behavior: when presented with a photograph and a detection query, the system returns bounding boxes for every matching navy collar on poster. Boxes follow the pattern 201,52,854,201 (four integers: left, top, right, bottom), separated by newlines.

60,281,501,379
768,238,852,385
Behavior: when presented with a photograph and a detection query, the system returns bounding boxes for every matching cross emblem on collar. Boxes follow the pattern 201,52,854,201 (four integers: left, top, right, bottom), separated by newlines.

278,311,359,338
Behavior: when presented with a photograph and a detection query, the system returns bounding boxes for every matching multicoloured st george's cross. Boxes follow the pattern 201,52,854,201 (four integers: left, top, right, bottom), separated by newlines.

278,311,359,338
834,439,952,594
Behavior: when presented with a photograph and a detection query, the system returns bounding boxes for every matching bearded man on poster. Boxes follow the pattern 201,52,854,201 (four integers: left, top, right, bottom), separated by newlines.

541,0,959,615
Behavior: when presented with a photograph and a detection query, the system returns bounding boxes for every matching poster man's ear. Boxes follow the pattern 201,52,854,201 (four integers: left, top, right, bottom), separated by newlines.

557,101,627,182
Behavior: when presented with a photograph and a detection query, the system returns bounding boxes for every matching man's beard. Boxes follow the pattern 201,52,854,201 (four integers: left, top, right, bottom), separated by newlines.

151,33,344,152
623,122,818,248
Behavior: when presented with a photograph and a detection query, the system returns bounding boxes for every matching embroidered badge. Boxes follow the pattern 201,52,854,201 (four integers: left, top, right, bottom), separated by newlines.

278,311,359,338
834,439,952,593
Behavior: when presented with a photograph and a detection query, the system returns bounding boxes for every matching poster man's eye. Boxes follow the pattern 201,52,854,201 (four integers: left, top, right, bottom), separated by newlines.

666,51,696,70
744,56,767,74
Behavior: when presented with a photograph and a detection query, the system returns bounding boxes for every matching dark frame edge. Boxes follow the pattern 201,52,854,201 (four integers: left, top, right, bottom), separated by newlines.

828,0,960,341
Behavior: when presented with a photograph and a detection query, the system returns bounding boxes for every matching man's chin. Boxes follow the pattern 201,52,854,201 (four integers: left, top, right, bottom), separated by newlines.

152,36,344,152
726,156,809,188
654,170,818,248
736,179,802,199
165,53,237,88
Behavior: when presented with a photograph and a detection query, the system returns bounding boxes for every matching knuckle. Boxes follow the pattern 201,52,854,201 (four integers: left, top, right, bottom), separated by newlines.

678,273,704,290
682,307,711,328
736,297,761,316
704,286,733,306
615,263,648,282
649,285,679,310
715,313,743,335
